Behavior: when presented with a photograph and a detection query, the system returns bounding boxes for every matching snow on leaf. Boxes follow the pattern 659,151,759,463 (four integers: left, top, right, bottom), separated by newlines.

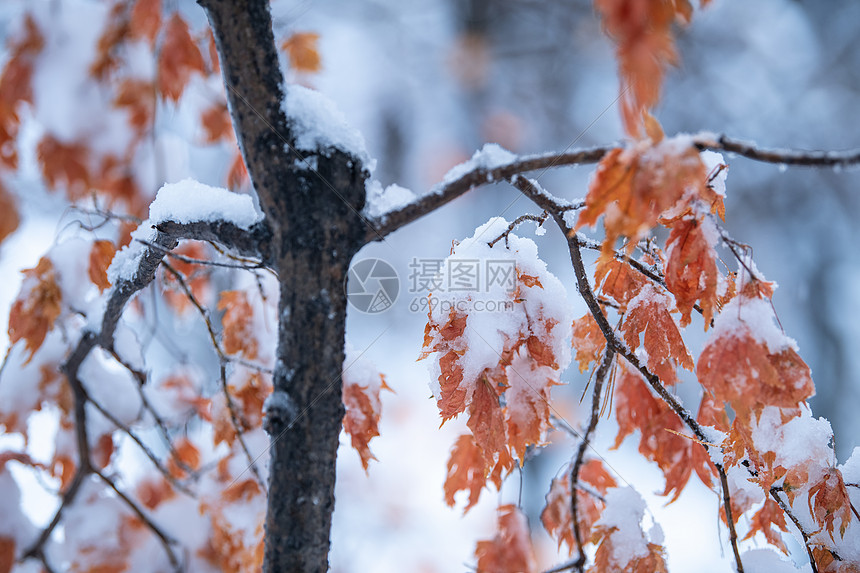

474,504,538,573
89,239,117,291
590,486,667,573
697,323,813,419
281,32,322,73
218,290,259,360
157,13,205,102
421,218,573,469
621,284,693,386
8,257,62,362
665,215,720,327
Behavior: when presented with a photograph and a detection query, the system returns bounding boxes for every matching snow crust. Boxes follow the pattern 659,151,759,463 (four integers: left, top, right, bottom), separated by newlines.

363,179,416,219
425,217,573,404
594,486,651,566
710,289,798,354
149,179,262,229
283,84,374,169
440,143,517,185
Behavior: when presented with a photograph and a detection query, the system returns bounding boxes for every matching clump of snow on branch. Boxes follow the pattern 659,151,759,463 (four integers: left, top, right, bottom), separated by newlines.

283,84,375,170
148,179,262,229
363,179,416,219
441,143,517,185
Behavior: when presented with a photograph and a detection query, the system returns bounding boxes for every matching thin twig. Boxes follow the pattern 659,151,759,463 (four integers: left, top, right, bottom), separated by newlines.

769,488,820,573
487,212,549,248
511,174,746,573
570,347,615,571
95,469,183,572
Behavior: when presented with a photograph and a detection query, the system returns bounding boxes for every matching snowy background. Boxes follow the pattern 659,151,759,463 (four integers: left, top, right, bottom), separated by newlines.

0,0,858,571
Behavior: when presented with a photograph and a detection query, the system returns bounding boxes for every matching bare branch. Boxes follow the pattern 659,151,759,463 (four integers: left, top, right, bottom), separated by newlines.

570,347,615,571
22,217,264,567
769,488,820,573
367,146,612,240
697,134,860,169
95,469,183,572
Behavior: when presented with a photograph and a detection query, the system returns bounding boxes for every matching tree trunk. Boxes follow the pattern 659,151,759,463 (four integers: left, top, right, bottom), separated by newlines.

263,152,366,571
199,0,369,570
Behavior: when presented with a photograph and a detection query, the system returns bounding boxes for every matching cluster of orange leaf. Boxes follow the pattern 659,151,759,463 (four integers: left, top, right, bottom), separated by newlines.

420,264,569,514
0,4,333,571
439,127,857,569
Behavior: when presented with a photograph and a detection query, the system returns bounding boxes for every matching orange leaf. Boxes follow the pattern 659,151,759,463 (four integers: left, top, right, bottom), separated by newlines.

157,13,205,102
571,312,606,373
577,141,710,259
90,2,130,80
114,79,155,137
665,216,719,327
808,468,854,539
218,290,259,360
0,14,43,169
743,498,789,553
697,329,814,419
8,257,62,361
0,537,13,573
0,182,19,246
594,0,698,137
281,32,322,73
89,240,117,291
201,102,233,143
621,284,693,386
594,257,647,309
36,135,92,198
226,151,249,190
137,476,175,510
613,366,704,501
129,0,161,47
475,504,538,573
444,434,487,512
222,478,262,503
168,437,200,478
467,375,506,459
342,377,383,471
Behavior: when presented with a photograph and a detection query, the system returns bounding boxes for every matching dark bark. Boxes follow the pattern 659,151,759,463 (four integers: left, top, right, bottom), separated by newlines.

199,1,369,570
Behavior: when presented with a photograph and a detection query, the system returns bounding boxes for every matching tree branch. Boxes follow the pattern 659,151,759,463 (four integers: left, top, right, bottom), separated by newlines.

510,174,746,573
697,134,860,168
570,347,615,572
21,218,263,568
366,146,612,241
